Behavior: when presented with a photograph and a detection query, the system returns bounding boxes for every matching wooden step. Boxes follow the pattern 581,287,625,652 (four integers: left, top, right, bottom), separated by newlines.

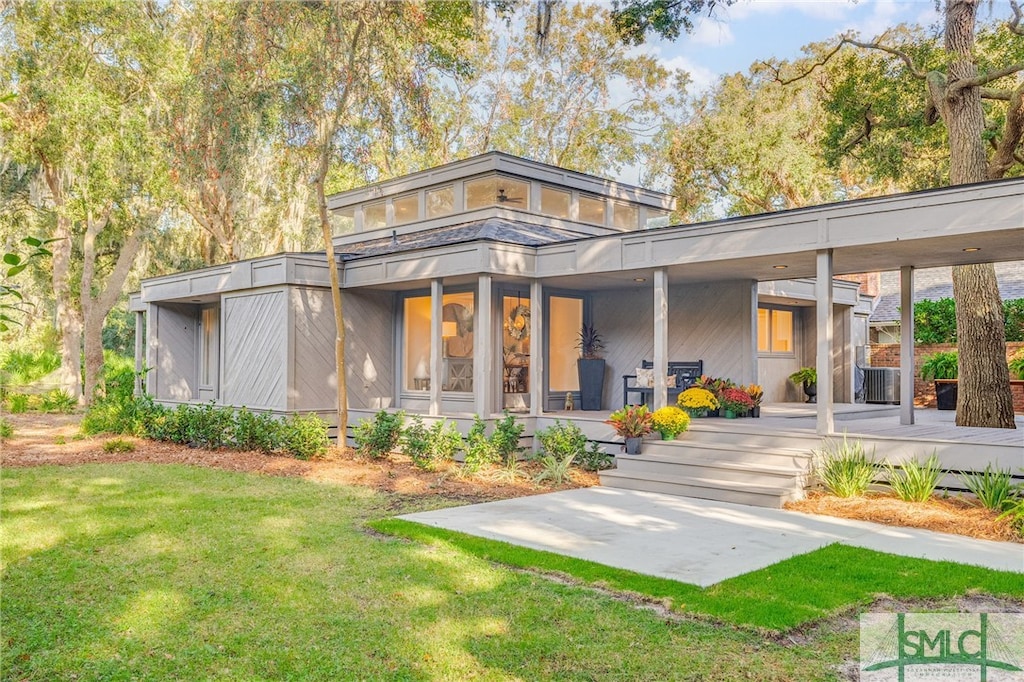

598,469,803,508
614,452,809,488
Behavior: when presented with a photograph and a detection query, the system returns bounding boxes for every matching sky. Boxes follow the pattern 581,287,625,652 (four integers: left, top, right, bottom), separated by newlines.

641,0,950,92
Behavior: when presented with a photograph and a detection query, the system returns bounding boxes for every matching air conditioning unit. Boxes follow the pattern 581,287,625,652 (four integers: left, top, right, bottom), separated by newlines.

862,367,900,404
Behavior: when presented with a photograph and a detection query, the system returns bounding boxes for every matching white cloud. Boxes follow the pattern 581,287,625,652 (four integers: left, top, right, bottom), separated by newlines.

629,42,721,94
690,17,735,47
723,0,854,23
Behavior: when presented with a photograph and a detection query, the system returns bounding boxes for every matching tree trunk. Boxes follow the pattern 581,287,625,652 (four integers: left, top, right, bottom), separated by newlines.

940,0,1015,428
316,174,348,449
43,165,83,402
82,309,106,404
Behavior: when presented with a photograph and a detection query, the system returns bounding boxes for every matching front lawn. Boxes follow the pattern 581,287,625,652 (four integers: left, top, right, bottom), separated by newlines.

2,464,1020,681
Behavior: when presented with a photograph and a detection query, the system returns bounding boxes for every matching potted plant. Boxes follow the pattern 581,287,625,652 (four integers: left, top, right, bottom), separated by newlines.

788,367,817,403
605,404,653,454
693,375,732,416
921,350,958,410
576,325,606,411
745,384,764,417
719,387,755,419
651,406,691,440
677,387,719,417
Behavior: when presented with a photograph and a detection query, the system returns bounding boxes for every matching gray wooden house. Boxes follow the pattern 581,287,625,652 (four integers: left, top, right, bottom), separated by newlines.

131,153,1023,507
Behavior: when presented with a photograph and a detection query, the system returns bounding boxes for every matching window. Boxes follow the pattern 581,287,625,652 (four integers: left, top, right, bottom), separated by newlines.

393,194,419,225
540,186,570,218
331,208,355,235
200,306,219,388
645,209,671,229
402,291,475,392
426,186,454,217
578,194,605,225
548,296,583,392
612,202,638,230
758,307,794,354
363,202,386,230
465,175,530,210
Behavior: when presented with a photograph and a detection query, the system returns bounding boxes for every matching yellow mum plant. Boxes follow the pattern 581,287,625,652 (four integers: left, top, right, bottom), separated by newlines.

677,387,719,415
651,406,691,439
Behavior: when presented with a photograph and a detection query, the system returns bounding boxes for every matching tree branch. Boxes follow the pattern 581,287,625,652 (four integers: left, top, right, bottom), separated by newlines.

759,40,844,86
1010,1,1023,36
987,82,1024,180
841,35,927,80
949,62,1024,95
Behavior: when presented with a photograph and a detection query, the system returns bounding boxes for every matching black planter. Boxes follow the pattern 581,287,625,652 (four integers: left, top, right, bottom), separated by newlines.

577,358,606,411
934,380,958,410
623,436,642,455
803,381,817,404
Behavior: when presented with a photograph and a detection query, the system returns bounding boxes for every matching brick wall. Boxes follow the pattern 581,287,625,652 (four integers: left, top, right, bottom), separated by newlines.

869,342,1024,412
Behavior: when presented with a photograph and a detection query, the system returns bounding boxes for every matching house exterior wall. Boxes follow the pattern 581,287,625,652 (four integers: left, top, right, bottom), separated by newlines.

288,287,338,411
799,303,855,403
593,280,757,408
149,303,198,402
222,288,288,410
342,290,395,411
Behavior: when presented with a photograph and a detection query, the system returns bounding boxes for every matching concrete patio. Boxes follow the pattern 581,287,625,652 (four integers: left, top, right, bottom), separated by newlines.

399,487,1024,587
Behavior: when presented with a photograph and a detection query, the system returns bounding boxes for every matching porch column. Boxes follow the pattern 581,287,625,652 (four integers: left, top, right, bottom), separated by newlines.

815,249,835,435
653,268,669,409
429,279,443,416
134,310,145,397
899,266,915,425
529,280,544,416
475,274,493,416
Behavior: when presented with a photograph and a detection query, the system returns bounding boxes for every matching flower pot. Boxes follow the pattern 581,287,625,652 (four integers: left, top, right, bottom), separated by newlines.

749,406,760,418
577,358,606,411
803,381,817,404
934,380,958,411
623,436,642,455
724,409,738,419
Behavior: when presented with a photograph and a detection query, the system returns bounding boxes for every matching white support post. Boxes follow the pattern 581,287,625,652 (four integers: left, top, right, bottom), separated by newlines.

653,268,669,409
429,279,443,416
815,249,835,435
475,274,493,416
134,310,145,398
899,266,915,425
529,280,544,416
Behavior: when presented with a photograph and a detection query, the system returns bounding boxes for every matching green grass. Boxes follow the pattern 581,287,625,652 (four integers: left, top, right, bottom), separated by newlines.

373,520,1024,631
3,465,1021,681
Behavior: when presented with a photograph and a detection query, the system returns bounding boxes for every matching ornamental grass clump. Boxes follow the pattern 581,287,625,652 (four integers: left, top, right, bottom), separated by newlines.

883,454,943,503
677,387,718,416
813,435,877,498
961,465,1018,511
651,406,690,440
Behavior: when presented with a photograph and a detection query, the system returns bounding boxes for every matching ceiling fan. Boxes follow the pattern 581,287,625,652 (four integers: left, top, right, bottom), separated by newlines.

496,188,524,204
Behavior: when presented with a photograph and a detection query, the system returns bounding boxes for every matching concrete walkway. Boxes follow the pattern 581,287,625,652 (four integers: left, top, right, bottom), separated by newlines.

399,488,1024,587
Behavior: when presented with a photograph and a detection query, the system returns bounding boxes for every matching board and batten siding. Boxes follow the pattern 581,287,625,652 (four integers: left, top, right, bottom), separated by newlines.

342,290,395,410
150,303,198,401
222,289,287,410
593,280,757,408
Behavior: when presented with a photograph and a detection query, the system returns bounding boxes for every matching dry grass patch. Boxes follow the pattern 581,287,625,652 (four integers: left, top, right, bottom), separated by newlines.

787,491,1021,543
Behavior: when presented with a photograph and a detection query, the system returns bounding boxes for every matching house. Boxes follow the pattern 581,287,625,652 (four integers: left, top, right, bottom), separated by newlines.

869,261,1024,344
131,152,1024,441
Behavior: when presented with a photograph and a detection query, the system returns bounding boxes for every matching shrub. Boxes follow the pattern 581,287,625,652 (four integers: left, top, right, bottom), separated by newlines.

960,465,1017,511
1006,299,1024,342
401,415,432,469
535,419,611,471
0,348,60,388
813,435,877,498
651,406,690,439
7,394,30,413
427,420,463,464
534,453,575,485
103,438,136,453
998,495,1024,537
176,402,234,448
403,417,463,471
884,454,943,503
913,298,957,344
0,417,12,441
353,410,404,459
233,407,283,453
491,411,525,464
100,353,137,403
1009,348,1024,381
281,413,330,460
40,389,76,414
463,416,498,473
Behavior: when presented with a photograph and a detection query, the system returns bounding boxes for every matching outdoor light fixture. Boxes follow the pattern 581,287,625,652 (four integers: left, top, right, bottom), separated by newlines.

633,277,646,282
772,265,788,269
962,247,981,252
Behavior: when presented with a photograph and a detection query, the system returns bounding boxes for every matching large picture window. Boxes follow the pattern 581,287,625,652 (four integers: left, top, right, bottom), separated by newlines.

758,307,794,354
548,295,583,392
402,291,475,392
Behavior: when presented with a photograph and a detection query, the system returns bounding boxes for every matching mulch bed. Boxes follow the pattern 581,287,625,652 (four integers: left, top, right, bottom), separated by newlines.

786,490,1022,544
0,412,597,505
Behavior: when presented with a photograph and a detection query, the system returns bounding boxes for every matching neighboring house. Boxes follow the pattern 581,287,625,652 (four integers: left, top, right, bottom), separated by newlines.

870,262,1024,344
130,152,1024,435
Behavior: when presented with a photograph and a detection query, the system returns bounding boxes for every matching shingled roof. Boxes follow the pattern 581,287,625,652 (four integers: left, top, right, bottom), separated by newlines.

870,261,1024,324
338,217,587,260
